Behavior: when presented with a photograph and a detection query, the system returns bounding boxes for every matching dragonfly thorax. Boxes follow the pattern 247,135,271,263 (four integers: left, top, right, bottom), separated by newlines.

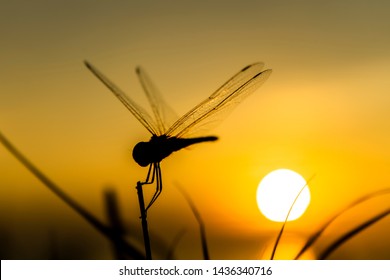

132,135,173,167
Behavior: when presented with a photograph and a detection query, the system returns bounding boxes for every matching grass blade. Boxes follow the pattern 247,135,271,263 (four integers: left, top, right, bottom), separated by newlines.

318,208,389,259
165,228,186,260
270,175,314,260
0,131,144,259
104,188,128,259
295,187,390,259
176,184,210,260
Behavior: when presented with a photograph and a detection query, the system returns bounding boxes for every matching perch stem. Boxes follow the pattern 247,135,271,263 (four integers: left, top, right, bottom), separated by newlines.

136,181,152,260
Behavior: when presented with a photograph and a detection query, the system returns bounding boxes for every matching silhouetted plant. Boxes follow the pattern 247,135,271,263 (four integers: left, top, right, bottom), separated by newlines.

295,187,390,259
0,131,144,259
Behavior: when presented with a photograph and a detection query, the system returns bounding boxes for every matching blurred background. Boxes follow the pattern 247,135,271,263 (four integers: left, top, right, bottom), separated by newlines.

0,0,389,259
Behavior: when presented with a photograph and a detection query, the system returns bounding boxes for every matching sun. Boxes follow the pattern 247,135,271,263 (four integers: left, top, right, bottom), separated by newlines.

256,169,311,222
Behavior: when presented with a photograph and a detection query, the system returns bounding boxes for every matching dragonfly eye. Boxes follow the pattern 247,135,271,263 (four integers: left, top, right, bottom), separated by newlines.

132,142,151,167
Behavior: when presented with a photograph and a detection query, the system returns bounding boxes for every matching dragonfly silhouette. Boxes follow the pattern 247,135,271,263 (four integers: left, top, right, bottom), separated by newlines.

84,61,272,210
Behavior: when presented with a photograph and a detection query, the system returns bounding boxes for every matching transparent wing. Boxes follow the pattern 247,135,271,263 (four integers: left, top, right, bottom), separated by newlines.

136,67,178,135
84,61,159,135
165,63,272,138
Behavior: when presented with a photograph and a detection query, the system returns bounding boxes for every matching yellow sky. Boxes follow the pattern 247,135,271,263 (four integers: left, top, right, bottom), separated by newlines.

1,1,389,259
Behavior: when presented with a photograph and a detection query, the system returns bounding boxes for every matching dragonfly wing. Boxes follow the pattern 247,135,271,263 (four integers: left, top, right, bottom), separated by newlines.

136,67,178,135
84,61,159,135
165,63,272,138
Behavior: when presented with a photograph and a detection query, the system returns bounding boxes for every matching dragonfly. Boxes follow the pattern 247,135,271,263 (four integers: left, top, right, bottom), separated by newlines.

84,61,272,210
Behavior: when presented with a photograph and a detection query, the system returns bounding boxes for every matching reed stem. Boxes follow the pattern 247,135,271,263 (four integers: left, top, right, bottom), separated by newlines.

136,181,152,260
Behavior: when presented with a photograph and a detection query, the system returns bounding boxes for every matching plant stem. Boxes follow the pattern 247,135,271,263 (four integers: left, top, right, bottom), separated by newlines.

136,181,152,260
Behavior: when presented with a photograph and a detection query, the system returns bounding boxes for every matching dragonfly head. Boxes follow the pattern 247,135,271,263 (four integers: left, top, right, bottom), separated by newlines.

132,141,151,167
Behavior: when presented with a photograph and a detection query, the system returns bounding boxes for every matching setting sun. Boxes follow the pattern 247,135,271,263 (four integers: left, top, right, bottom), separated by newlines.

256,169,311,222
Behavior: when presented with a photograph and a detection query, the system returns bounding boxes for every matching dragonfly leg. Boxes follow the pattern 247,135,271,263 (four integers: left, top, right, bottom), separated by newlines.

142,163,155,185
146,162,163,211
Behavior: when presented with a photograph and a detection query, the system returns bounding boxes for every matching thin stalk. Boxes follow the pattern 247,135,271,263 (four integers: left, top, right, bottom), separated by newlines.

136,181,152,259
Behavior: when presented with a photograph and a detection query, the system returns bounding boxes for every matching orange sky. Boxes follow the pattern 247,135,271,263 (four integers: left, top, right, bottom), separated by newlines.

1,1,389,259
